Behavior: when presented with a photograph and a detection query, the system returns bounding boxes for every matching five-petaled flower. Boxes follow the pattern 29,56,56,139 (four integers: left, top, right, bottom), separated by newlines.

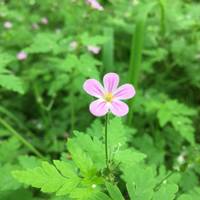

83,72,136,117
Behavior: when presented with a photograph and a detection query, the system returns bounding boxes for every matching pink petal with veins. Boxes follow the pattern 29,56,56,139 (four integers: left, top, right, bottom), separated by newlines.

90,99,109,116
110,100,129,117
103,73,119,93
83,79,105,98
113,84,135,100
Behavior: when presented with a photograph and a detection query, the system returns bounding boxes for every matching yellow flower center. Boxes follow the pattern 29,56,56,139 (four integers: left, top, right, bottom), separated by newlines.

104,93,114,102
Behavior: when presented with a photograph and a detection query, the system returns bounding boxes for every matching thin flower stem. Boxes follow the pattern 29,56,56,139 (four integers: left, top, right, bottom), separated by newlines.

70,71,75,134
105,113,109,168
70,89,75,133
0,117,44,159
154,171,175,191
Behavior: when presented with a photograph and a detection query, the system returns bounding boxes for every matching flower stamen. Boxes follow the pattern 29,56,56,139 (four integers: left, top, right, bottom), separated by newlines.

104,93,114,102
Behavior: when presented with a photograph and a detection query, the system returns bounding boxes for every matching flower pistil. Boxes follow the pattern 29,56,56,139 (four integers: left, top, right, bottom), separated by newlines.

104,93,114,102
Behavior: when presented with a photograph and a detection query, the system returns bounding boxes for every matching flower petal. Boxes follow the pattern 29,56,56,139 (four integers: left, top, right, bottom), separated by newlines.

113,84,136,100
89,99,109,116
103,72,119,93
109,100,129,117
83,79,104,98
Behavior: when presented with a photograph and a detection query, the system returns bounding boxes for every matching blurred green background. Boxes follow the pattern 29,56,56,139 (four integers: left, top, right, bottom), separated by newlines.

0,0,200,199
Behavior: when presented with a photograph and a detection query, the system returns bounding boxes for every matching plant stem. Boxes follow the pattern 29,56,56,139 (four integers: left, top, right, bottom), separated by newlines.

159,0,166,36
102,27,114,73
0,117,44,159
154,171,175,191
127,2,156,125
105,113,109,168
70,73,75,134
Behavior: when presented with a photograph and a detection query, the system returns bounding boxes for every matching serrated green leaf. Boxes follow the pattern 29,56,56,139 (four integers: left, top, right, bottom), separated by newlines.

114,149,146,168
153,183,178,200
18,155,42,169
72,131,105,169
0,53,14,71
78,54,101,79
67,138,95,176
12,161,80,196
123,165,156,200
157,100,196,144
25,33,59,53
0,74,25,94
108,118,128,151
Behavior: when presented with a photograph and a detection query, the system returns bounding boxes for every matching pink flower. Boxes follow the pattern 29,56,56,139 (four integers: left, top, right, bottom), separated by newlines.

83,72,136,117
87,45,101,54
41,17,48,25
4,21,13,29
86,0,104,11
17,51,27,61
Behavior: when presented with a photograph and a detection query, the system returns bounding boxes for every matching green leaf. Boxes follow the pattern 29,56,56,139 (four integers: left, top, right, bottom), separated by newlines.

67,138,95,176
86,119,103,139
78,54,101,79
0,164,21,191
0,189,35,200
107,118,129,151
0,53,14,71
177,187,200,200
114,149,146,168
69,187,101,200
81,33,107,46
153,183,178,200
12,161,80,196
25,33,59,53
157,100,196,144
123,165,156,200
106,182,125,200
92,192,112,200
0,74,25,94
0,137,21,164
72,131,105,169
179,170,199,192
18,155,42,169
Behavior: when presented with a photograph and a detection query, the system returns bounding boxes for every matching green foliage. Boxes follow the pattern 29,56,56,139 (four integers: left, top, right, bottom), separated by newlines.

0,137,21,164
12,118,146,199
1,0,200,199
13,161,80,196
0,164,21,192
152,183,178,200
157,100,197,144
0,53,24,94
123,165,178,200
105,182,125,200
177,188,200,200
24,33,60,54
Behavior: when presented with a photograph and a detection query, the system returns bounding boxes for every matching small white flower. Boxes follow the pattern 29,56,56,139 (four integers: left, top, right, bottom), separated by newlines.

177,154,185,165
69,41,78,50
41,17,48,25
87,45,101,54
4,21,12,29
